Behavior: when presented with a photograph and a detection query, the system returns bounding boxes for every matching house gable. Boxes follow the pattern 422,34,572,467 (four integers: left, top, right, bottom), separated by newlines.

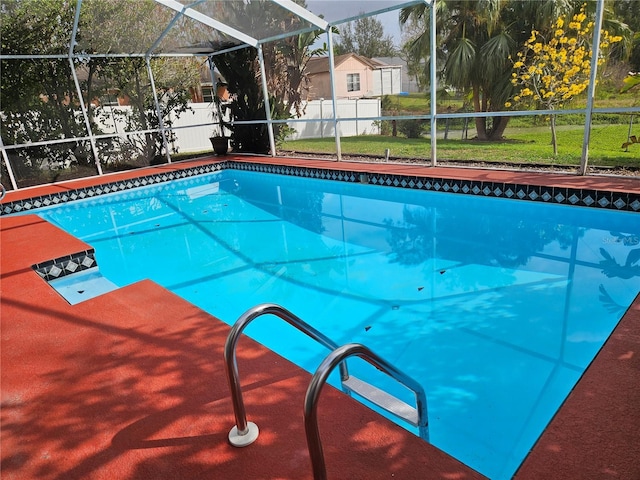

305,53,401,99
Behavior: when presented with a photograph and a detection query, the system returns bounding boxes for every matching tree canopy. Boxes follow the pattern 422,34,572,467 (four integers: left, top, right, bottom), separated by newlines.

399,0,634,141
334,15,398,58
0,0,324,163
212,0,326,153
0,0,201,172
507,4,622,155
612,0,640,71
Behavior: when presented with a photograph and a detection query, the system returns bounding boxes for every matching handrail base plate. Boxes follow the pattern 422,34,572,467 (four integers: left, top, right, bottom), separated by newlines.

229,421,259,447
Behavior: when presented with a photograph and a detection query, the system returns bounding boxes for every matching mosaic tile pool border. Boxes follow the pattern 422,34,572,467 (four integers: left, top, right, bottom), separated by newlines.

2,159,639,216
33,250,97,282
227,161,640,212
1,163,224,216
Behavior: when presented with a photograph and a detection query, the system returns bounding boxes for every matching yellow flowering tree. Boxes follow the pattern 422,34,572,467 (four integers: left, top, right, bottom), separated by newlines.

507,5,622,156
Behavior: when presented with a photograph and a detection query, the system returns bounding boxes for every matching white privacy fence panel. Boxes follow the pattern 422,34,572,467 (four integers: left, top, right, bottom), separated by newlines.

91,99,381,153
94,103,214,153
169,103,213,153
287,98,381,140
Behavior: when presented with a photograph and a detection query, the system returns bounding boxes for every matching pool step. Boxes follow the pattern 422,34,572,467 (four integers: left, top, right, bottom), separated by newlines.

342,375,419,426
49,268,118,305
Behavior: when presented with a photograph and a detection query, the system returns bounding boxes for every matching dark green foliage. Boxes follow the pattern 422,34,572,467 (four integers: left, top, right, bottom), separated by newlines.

0,0,197,180
399,1,581,141
612,0,640,70
208,0,325,154
397,119,426,138
212,48,270,154
0,1,93,172
380,95,396,112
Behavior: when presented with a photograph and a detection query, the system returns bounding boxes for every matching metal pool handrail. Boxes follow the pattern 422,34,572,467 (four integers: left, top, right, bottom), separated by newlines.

224,303,348,447
304,343,429,480
0,184,6,201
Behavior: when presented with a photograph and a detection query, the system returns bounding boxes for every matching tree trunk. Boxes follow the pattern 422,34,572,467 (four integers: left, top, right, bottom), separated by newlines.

472,85,489,140
86,63,97,124
488,116,510,140
133,71,156,162
550,114,558,156
134,73,148,131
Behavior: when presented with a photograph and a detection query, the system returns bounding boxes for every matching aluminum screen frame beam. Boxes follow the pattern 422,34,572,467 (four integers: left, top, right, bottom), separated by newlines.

257,45,277,156
0,136,18,191
71,0,103,175
326,29,342,161
154,0,259,48
579,0,605,175
272,0,329,31
146,55,173,164
428,0,437,166
147,0,208,55
327,1,427,28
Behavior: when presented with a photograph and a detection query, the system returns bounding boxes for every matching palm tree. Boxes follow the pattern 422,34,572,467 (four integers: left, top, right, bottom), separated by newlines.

400,0,574,141
212,0,326,153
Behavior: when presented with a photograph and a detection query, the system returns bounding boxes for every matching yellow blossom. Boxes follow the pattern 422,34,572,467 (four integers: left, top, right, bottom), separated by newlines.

510,6,620,113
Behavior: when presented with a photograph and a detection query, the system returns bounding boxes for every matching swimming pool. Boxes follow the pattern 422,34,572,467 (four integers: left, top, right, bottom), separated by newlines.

34,168,640,479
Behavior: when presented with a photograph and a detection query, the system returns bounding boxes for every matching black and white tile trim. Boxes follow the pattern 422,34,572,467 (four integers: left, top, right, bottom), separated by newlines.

226,161,640,212
32,250,97,282
2,160,639,215
1,162,224,216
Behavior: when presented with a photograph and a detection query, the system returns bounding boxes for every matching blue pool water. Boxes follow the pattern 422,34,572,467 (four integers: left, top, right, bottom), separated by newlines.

35,169,640,479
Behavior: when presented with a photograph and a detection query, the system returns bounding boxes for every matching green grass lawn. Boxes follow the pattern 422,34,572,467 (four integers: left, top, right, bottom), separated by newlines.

281,123,640,168
389,89,639,114
284,87,639,168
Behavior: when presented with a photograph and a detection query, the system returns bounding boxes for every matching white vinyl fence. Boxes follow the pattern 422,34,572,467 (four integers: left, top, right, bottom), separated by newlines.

94,102,214,154
286,98,381,140
93,98,381,154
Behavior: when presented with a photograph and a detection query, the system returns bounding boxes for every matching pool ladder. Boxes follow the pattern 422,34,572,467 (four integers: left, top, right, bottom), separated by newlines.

224,303,429,480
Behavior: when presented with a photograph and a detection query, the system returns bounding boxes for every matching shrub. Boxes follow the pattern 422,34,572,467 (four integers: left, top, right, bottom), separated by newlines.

397,119,426,138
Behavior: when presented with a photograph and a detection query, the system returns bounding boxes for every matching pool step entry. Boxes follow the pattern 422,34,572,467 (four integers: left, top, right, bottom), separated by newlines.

49,268,118,305
224,303,429,480
341,375,420,426
32,251,119,305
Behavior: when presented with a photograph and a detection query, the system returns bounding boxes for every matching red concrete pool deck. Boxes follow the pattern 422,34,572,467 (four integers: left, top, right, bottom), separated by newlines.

0,215,483,480
4,154,640,202
2,155,639,479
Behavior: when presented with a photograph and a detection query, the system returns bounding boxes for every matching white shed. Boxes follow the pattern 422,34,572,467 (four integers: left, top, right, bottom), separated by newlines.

371,63,402,96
